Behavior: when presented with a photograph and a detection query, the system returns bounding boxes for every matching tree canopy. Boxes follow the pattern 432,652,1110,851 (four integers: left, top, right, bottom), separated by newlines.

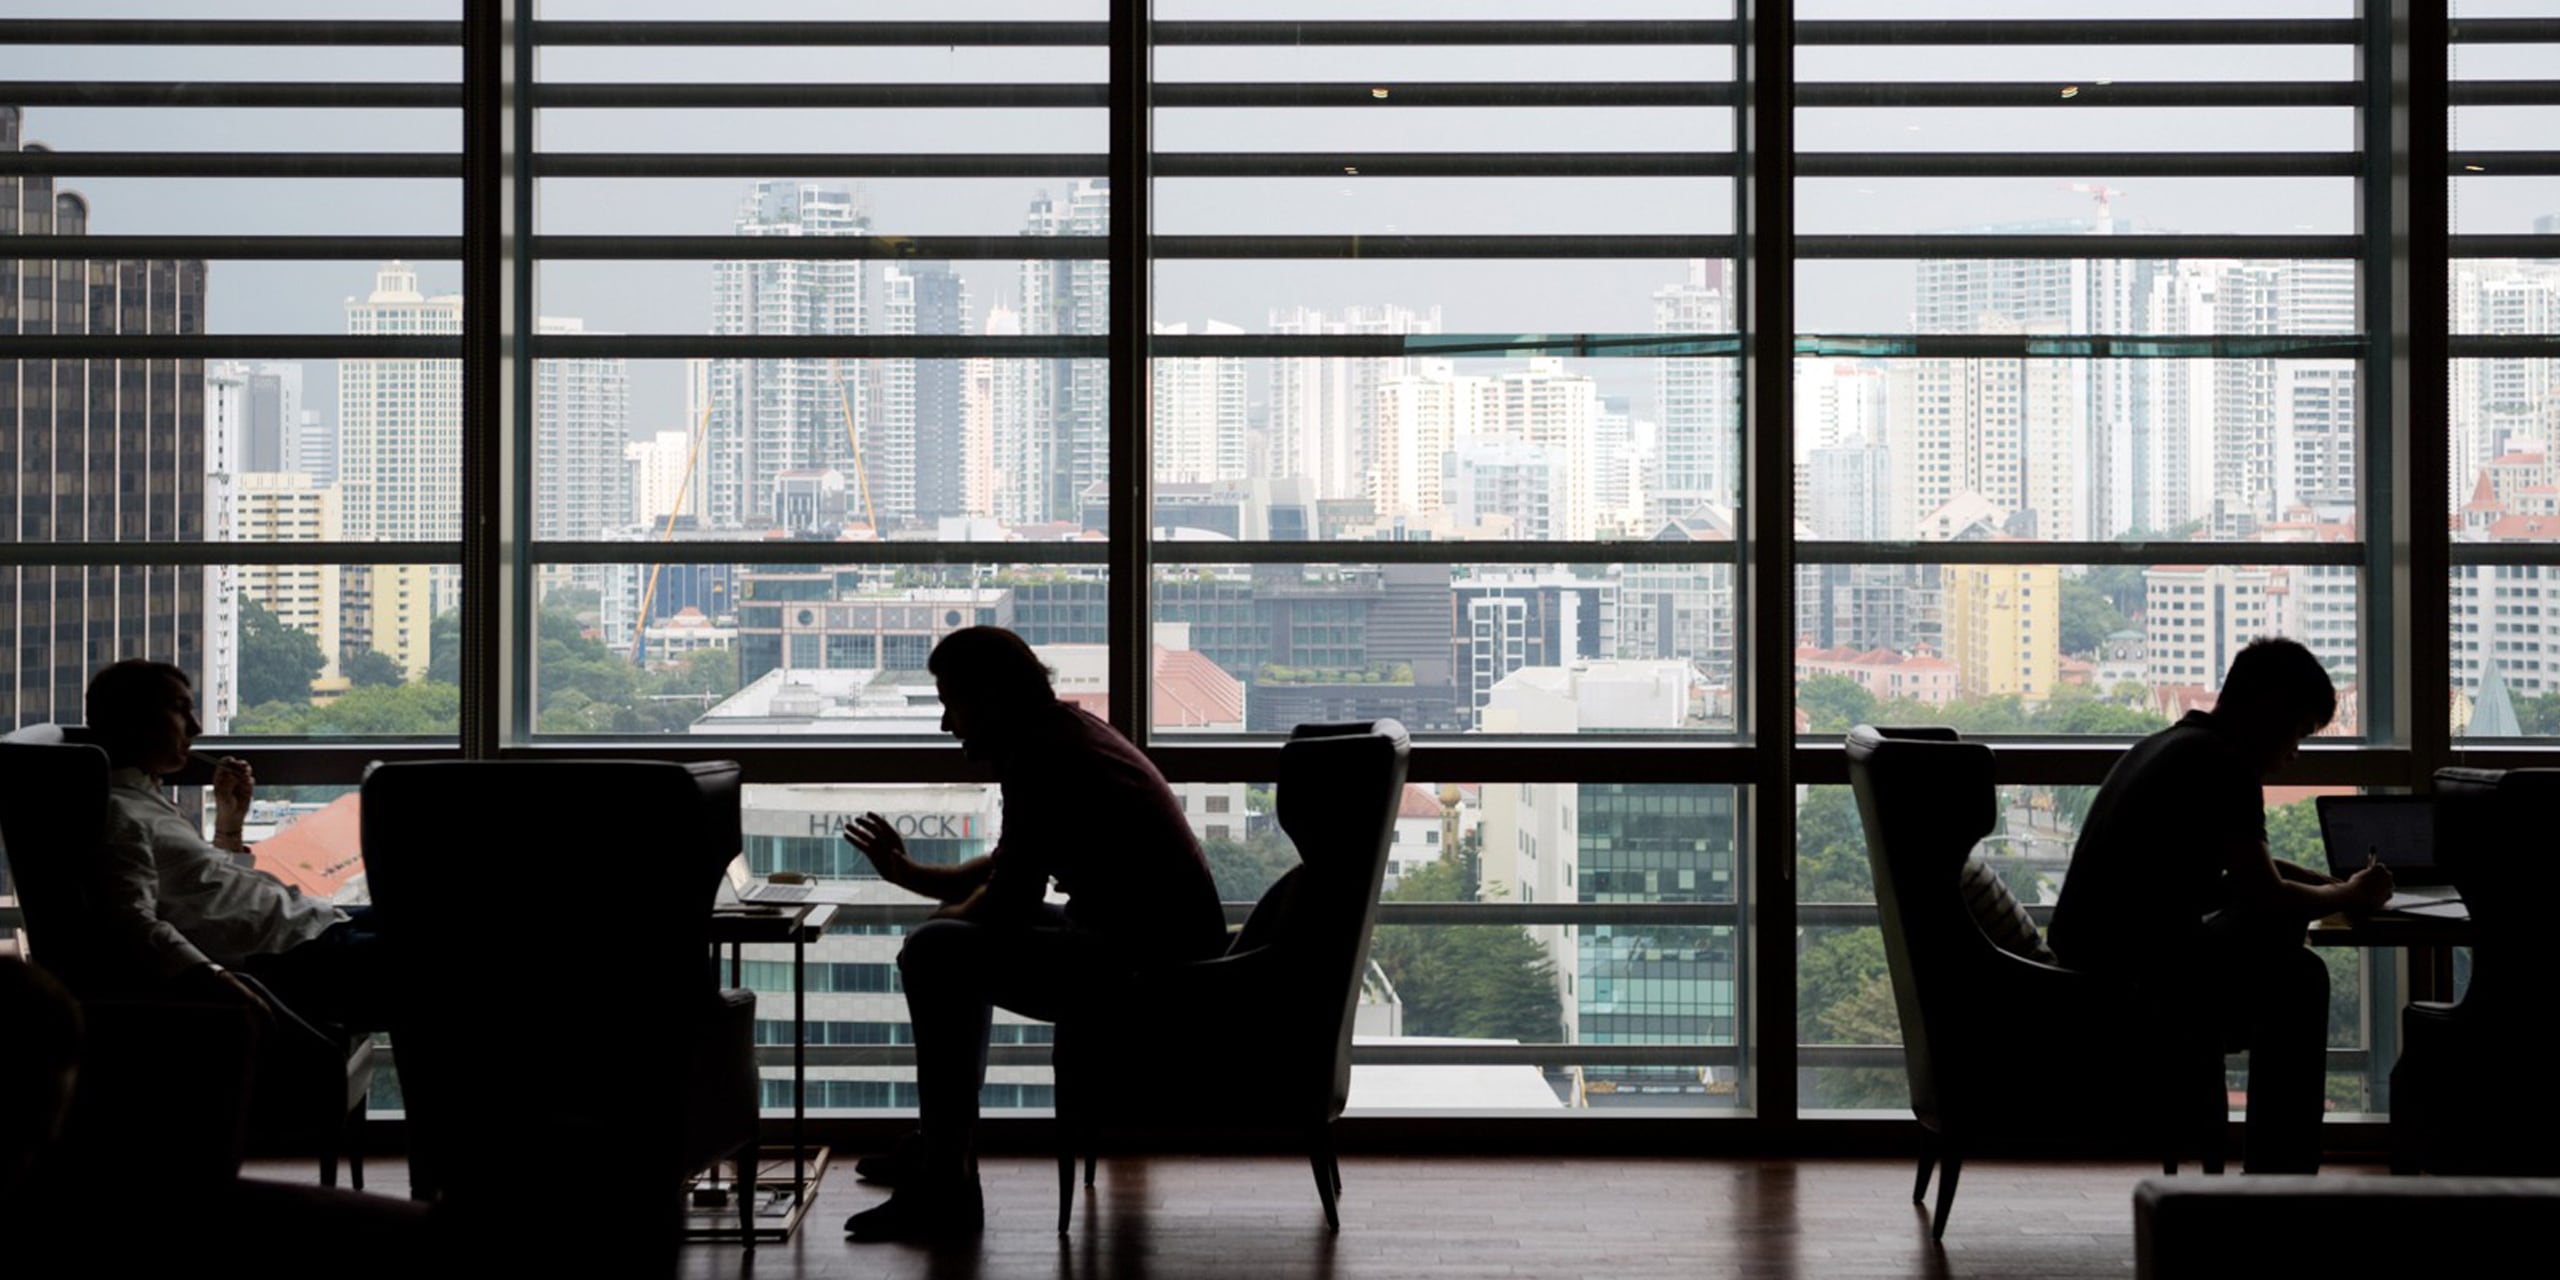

236,600,324,708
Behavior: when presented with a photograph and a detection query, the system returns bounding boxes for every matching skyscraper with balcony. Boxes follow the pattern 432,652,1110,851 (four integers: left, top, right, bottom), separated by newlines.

707,182,867,532
1266,303,1442,503
535,316,631,544
1151,321,1249,488
2,106,208,729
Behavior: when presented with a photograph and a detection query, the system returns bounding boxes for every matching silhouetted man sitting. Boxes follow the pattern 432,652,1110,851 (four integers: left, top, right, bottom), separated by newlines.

839,627,1227,1242
2047,637,2391,1173
83,658,392,1031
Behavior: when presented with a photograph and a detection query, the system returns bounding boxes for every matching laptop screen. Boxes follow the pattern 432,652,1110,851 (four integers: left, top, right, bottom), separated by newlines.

2314,796,2437,880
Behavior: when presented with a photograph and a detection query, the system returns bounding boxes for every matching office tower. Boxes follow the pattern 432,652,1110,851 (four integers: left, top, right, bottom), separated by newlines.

706,182,866,531
535,317,631,543
1151,321,1248,487
209,360,305,475
2,106,209,729
627,429,694,527
881,263,972,523
1019,179,1110,528
1653,260,1735,522
1266,303,1443,503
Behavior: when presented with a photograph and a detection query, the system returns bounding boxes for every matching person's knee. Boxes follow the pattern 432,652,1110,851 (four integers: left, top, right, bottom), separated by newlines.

898,919,978,976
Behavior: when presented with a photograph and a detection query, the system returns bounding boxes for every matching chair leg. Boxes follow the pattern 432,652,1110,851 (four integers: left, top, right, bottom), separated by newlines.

1929,1149,1963,1242
1308,1132,1341,1234
1057,1149,1077,1236
347,1102,366,1192
738,1149,758,1253
1328,1153,1342,1196
1912,1136,1938,1204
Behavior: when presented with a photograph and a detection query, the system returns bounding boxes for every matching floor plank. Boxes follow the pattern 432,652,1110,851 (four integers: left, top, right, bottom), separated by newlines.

241,1153,2281,1278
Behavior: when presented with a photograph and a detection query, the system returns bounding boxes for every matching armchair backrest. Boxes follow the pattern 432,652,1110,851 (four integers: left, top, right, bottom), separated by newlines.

359,759,743,1168
1232,720,1409,1118
1844,724,2002,1125
2432,767,2560,1012
0,737,116,993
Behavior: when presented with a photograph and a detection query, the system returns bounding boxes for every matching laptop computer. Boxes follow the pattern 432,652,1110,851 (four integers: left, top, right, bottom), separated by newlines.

723,854,819,906
2314,795,2462,913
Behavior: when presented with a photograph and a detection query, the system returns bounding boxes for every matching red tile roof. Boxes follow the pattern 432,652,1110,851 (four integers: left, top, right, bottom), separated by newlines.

1152,645,1247,729
252,794,366,901
1399,784,1446,820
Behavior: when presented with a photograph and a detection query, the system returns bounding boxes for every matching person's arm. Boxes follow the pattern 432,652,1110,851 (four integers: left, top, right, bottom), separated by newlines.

93,806,216,982
840,812,993,903
2273,858,2339,887
208,755,253,855
2225,837,2391,919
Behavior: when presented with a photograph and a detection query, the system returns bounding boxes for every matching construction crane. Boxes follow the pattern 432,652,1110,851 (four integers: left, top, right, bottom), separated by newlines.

2061,182,2127,231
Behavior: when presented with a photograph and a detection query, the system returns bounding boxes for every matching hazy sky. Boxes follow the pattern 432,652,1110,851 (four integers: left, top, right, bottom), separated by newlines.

5,0,2552,436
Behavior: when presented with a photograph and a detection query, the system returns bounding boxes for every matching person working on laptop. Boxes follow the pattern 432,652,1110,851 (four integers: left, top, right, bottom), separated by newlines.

838,626,1227,1243
2047,637,2393,1173
82,659,391,1030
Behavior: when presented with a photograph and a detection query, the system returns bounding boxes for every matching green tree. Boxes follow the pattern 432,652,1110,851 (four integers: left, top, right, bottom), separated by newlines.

1797,674,1879,736
1202,828,1299,903
2060,576,2130,657
232,681,459,735
341,646,406,689
236,600,324,708
1371,857,1563,1044
425,608,460,686
2082,563,2147,623
1795,787,1874,904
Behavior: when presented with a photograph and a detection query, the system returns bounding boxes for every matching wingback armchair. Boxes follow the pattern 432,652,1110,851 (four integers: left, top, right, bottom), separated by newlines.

0,729,372,1188
1051,720,1409,1235
358,759,758,1260
2389,767,2560,1174
1847,725,2224,1239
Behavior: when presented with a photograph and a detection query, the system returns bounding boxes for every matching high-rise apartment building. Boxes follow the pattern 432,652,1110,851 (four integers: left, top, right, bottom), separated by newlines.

1886,318,2078,540
1151,321,1248,487
232,471,344,686
2,106,209,729
1019,180,1111,528
1652,260,1734,521
338,261,463,678
1266,303,1442,502
534,317,631,543
880,263,972,524
707,182,867,532
1942,562,2060,702
2141,562,2281,692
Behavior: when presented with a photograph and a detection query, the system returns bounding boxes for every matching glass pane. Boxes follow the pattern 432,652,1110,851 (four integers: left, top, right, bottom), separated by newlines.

1795,178,2355,238
1147,352,1737,538
1356,780,1744,1113
1796,260,2362,339
532,563,1105,738
1151,562,1741,736
2449,561,2560,739
0,562,459,737
2452,262,2560,337
1793,354,2360,542
1795,563,2362,736
2448,355,2560,569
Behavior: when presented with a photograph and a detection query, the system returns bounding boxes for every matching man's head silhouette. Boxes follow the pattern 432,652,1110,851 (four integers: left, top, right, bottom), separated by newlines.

2210,637,2336,779
927,627,1055,761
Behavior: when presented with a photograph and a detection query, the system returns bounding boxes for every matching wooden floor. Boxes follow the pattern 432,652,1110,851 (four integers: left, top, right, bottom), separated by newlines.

241,1152,2278,1279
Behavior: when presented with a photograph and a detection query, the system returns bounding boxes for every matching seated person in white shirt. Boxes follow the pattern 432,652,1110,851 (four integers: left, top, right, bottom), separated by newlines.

85,658,390,1030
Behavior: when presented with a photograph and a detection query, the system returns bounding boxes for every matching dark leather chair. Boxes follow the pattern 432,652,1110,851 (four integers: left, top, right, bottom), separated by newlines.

1846,725,2223,1240
359,759,759,1259
1052,719,1409,1235
0,731,372,1188
2389,767,2560,1174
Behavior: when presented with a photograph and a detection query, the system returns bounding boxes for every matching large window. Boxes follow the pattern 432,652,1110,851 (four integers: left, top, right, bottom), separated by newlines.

0,2,2507,1129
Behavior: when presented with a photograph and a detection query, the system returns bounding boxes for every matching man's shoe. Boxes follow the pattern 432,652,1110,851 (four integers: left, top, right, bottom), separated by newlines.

854,1131,925,1185
843,1180,984,1244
